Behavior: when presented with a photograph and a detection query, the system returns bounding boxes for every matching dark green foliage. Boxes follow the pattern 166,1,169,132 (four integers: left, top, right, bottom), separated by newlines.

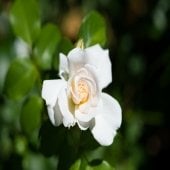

79,11,106,47
0,0,169,169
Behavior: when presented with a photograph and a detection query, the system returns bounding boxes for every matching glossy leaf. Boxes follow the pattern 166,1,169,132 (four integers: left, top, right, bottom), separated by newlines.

4,58,37,100
20,95,43,135
34,24,61,70
79,11,107,47
87,160,114,170
10,0,40,45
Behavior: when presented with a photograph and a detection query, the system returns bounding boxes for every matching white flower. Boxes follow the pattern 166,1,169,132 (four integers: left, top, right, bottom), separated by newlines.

42,44,122,146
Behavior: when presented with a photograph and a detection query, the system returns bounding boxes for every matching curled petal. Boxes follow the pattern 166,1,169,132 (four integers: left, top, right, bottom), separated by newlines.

42,80,66,125
53,100,63,126
77,120,90,130
58,88,76,127
46,105,63,126
85,44,112,89
46,106,56,126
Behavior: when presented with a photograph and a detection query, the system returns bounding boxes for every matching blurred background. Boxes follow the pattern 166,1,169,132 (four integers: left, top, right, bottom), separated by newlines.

0,0,170,169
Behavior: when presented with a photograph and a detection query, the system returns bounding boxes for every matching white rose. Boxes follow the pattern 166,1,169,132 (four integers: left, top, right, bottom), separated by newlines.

42,44,122,146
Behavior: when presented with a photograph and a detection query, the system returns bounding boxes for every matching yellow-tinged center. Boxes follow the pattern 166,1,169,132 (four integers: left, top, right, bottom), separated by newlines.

71,79,89,105
77,80,89,103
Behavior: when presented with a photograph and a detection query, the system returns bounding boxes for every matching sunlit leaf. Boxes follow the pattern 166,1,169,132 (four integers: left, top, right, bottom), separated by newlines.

10,0,40,45
4,58,37,100
70,159,81,170
34,24,61,70
20,95,43,135
79,11,107,47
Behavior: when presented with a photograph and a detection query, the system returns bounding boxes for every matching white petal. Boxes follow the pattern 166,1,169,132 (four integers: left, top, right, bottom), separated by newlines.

77,120,90,130
91,115,117,146
46,106,56,126
59,53,69,80
53,100,63,126
90,93,122,146
42,79,66,126
58,88,76,128
42,79,66,107
46,104,63,127
85,44,112,89
101,93,122,129
67,47,85,75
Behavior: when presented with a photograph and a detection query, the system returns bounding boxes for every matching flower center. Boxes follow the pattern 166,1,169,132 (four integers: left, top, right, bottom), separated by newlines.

77,80,89,103
70,79,89,105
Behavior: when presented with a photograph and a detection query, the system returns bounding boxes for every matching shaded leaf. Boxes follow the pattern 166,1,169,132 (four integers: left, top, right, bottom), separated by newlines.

87,160,114,170
4,58,37,100
34,24,61,70
20,95,43,135
70,159,114,170
10,0,40,45
80,130,99,152
58,37,73,55
79,11,107,47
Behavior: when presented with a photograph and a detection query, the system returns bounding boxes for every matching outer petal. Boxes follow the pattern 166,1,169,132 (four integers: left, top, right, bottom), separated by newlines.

101,93,122,129
85,44,112,89
53,100,63,126
90,93,122,146
67,48,85,75
42,80,66,125
59,53,69,80
58,88,76,128
77,120,90,130
42,79,66,107
46,106,56,125
91,115,117,146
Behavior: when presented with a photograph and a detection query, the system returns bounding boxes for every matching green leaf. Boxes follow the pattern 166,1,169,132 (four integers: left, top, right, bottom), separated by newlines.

34,24,61,70
20,95,43,135
10,0,40,45
79,11,107,47
70,159,81,170
70,159,114,170
58,37,73,55
87,160,114,170
4,58,37,100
